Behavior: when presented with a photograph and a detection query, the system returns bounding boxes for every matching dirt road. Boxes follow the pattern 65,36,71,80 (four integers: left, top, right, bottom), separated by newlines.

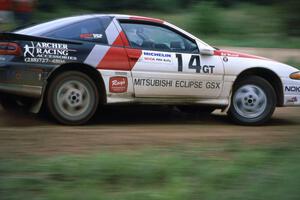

0,105,299,157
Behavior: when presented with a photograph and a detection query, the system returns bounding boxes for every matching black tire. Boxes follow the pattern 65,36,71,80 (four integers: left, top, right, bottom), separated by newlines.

177,105,215,115
228,76,276,125
46,71,99,125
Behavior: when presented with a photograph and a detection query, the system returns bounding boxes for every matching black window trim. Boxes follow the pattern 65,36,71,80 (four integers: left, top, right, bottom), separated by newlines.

118,19,200,54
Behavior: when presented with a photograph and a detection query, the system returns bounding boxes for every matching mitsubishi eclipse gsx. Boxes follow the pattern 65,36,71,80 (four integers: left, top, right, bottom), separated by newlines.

0,14,299,125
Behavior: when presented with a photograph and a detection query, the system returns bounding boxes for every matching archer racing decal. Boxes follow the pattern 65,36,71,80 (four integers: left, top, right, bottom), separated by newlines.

109,76,128,93
23,41,77,64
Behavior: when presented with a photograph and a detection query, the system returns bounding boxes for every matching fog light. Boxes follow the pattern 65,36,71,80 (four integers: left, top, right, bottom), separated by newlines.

290,72,300,80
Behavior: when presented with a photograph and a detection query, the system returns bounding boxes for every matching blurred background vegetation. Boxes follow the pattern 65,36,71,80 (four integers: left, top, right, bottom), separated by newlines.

28,0,300,48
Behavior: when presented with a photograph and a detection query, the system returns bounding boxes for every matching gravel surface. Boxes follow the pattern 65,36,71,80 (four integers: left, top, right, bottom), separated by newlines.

0,105,299,157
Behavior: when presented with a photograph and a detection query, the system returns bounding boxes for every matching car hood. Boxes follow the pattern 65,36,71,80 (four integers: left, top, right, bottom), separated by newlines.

214,49,271,61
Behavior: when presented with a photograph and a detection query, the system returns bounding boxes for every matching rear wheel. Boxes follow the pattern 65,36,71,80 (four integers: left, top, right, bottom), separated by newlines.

228,76,276,125
46,71,99,125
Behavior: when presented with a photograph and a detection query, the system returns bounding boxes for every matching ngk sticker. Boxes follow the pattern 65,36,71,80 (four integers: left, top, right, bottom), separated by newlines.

109,77,128,93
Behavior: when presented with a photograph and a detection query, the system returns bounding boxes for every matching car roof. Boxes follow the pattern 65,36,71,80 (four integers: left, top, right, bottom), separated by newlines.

15,14,212,48
113,14,164,23
76,14,165,24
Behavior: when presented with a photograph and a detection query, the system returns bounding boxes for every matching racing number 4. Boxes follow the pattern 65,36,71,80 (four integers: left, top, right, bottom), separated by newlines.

188,55,201,73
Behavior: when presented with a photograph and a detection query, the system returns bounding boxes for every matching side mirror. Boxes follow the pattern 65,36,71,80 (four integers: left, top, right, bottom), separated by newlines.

200,48,214,56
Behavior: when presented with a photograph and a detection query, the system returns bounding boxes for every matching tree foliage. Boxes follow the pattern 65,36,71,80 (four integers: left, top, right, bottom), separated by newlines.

36,0,300,37
281,0,300,36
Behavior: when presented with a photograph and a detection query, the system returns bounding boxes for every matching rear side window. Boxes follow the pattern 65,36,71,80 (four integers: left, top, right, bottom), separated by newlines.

44,17,111,44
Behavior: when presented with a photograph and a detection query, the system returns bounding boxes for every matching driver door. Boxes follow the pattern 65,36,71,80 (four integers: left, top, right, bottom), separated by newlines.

120,21,224,99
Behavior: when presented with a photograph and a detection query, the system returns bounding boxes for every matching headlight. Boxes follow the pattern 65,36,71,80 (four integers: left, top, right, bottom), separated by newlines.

290,71,300,80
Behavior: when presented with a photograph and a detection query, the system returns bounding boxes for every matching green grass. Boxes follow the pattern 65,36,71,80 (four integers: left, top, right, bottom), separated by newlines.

1,143,300,200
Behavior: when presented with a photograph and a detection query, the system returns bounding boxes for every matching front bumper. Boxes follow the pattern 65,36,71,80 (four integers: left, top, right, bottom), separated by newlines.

283,78,300,106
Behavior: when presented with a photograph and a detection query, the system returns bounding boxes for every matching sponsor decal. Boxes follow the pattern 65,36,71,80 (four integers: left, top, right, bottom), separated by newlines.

134,79,173,88
223,56,228,62
134,78,221,90
142,51,173,64
205,81,221,89
285,86,300,93
214,50,268,60
80,33,103,39
175,80,203,89
143,52,171,58
287,96,298,103
109,76,128,93
23,41,77,64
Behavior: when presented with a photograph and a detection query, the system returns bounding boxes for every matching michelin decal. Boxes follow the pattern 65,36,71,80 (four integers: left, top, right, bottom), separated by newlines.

141,51,173,65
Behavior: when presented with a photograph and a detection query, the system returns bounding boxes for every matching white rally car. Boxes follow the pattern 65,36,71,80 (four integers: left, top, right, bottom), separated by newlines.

0,14,299,125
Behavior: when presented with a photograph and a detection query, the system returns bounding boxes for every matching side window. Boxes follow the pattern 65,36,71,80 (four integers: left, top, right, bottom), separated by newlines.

120,22,199,53
44,17,111,44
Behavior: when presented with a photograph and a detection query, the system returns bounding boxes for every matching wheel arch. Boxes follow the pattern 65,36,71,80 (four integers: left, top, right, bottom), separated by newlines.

46,63,106,103
233,67,284,106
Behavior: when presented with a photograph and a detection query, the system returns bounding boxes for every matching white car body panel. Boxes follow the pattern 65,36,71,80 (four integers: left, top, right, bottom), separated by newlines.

96,15,300,108
131,50,224,98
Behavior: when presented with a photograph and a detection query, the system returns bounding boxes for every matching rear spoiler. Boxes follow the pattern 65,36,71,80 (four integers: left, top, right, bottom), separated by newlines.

0,32,82,45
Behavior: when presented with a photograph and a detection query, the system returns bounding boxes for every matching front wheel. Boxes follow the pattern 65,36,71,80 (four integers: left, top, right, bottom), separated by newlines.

46,71,99,125
228,76,276,125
